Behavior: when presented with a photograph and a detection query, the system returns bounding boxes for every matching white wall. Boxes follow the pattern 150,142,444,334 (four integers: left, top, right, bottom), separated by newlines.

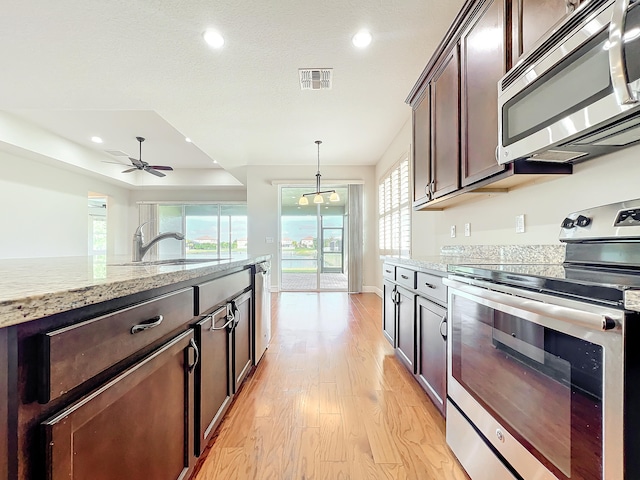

374,115,640,287
245,164,377,291
0,148,132,259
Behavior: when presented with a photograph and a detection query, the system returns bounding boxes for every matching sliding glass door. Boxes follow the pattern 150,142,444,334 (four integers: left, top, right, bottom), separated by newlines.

280,186,348,291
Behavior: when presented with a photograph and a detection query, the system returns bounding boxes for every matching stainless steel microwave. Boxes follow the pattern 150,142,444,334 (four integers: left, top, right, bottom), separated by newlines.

497,0,640,165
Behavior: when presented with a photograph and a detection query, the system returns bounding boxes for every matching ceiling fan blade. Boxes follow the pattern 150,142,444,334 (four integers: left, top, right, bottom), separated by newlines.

129,157,144,167
148,165,173,171
146,168,166,177
102,160,129,166
122,167,138,173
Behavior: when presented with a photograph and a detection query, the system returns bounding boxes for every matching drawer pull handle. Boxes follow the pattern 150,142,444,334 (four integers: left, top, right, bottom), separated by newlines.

130,315,164,334
401,274,409,280
385,269,392,274
424,282,436,289
188,338,199,373
210,315,235,331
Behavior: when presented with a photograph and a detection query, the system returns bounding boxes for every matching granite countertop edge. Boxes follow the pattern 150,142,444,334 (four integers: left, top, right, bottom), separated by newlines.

0,255,270,328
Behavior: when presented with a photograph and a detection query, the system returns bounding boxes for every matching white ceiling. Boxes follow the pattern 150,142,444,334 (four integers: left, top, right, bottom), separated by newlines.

0,0,464,186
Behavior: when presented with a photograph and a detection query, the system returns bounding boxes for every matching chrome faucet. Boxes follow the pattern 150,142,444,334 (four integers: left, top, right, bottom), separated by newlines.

132,222,185,262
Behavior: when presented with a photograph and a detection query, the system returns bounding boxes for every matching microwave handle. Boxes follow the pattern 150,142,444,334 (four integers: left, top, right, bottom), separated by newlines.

609,0,639,105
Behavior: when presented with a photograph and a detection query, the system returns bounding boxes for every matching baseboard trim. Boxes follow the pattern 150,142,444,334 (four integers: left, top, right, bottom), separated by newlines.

363,286,382,298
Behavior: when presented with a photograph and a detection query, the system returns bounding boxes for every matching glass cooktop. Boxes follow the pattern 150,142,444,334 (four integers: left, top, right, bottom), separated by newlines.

448,263,640,307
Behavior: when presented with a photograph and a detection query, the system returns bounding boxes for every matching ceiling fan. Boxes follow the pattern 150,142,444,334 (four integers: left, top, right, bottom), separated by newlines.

121,136,174,177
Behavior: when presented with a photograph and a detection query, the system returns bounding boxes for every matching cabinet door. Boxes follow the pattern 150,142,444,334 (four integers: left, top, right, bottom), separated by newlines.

416,296,447,417
232,291,252,393
195,307,232,456
413,87,432,206
516,0,574,58
431,46,460,199
43,330,197,480
396,287,416,374
382,280,397,347
461,0,507,186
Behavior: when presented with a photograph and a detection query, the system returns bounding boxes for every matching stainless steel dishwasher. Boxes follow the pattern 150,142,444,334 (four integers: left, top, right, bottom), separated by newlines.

253,261,271,363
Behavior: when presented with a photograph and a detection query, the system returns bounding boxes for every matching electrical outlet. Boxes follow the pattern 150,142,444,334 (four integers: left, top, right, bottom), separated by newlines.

515,214,525,233
450,225,456,238
265,236,274,243
464,223,471,237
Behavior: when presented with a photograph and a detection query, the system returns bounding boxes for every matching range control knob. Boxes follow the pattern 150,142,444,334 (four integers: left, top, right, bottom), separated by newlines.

561,217,576,229
576,215,591,227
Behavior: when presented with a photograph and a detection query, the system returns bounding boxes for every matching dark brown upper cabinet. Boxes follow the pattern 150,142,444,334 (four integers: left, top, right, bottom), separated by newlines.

413,88,431,205
431,46,461,200
515,0,580,59
461,0,507,187
407,0,572,211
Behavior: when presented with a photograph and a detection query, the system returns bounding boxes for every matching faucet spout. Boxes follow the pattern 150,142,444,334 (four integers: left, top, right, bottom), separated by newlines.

132,222,185,262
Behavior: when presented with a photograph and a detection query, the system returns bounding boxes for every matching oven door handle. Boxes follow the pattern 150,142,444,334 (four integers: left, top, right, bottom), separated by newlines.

443,278,618,332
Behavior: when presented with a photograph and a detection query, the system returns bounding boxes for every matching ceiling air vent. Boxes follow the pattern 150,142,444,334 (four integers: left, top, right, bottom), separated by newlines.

104,150,129,157
299,68,333,90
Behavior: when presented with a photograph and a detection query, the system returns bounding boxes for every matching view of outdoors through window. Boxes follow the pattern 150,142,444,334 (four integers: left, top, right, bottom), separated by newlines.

280,186,348,291
157,204,247,258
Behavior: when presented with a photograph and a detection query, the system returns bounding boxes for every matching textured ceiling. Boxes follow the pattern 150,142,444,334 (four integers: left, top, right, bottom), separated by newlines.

0,0,464,185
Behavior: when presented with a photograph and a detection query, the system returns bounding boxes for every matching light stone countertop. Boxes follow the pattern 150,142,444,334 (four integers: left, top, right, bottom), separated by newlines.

0,255,270,328
382,245,566,274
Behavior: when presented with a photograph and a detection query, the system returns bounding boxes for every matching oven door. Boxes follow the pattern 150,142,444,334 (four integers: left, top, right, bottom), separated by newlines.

443,277,624,480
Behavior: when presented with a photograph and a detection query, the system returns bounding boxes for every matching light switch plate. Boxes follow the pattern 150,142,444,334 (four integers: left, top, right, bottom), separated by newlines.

265,237,274,243
515,215,525,233
464,223,471,237
450,225,456,238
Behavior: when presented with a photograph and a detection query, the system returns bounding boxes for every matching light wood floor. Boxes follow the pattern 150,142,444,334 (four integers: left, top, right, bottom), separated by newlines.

193,292,469,480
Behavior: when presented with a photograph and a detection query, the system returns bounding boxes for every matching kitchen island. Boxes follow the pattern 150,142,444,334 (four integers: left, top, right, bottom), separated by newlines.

0,254,269,480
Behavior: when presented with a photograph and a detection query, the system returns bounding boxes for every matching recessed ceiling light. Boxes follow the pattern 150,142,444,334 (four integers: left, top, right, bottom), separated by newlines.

352,30,372,48
203,30,225,49
91,136,103,144
213,160,218,164
185,137,192,143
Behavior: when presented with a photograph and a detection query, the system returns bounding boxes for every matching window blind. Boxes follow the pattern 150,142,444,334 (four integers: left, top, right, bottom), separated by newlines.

378,155,410,257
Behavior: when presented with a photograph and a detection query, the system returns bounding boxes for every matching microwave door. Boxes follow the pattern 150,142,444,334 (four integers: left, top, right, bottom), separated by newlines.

497,0,640,164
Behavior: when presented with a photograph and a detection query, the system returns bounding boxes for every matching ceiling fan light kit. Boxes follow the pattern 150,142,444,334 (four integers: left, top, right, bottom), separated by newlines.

122,136,174,177
298,140,340,206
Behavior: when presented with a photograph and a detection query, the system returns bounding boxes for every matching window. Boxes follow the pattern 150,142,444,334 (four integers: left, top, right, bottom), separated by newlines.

139,203,247,259
378,155,410,257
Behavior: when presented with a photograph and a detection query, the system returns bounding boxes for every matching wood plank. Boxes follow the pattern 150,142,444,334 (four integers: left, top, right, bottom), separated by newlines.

192,292,468,480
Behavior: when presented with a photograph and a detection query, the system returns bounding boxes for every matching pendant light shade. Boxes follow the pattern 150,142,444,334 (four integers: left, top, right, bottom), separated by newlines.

298,140,339,206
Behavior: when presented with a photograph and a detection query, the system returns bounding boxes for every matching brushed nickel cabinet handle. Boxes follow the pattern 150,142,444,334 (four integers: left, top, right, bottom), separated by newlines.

130,315,164,334
424,282,436,289
188,338,199,373
401,274,409,280
439,315,448,340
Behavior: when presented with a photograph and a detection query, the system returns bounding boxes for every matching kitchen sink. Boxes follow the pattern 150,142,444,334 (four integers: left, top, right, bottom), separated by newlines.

109,258,230,267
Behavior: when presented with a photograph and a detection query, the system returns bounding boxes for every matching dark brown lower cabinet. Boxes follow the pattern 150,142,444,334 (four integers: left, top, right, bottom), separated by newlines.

382,280,397,347
395,287,416,373
42,330,197,480
194,306,232,456
232,291,253,393
416,296,447,417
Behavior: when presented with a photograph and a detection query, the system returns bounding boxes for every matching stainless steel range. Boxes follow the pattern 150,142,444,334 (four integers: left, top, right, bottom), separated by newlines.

443,198,640,480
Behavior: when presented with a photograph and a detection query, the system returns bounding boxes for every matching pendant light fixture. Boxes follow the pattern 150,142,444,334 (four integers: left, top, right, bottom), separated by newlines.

298,140,340,206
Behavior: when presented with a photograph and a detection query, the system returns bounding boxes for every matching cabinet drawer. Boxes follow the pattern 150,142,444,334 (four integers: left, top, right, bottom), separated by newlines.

396,267,416,289
40,288,194,403
416,271,447,304
382,264,396,281
194,269,251,315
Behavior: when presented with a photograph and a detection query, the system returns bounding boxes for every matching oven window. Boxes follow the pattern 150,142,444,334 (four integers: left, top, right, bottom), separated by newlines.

451,295,603,480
